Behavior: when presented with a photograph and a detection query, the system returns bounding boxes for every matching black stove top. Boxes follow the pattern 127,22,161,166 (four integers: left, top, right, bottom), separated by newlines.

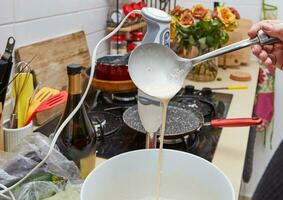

37,85,233,162
91,86,233,162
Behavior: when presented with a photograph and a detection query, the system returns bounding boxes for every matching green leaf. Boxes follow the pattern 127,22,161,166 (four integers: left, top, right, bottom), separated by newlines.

189,35,195,46
198,37,207,49
206,35,215,47
179,26,190,34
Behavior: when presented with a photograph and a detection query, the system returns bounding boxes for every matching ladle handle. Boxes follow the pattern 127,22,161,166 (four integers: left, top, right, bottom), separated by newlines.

210,117,262,128
190,31,279,66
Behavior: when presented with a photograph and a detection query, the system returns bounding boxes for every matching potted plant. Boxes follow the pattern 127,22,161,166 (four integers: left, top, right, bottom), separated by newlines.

170,4,240,82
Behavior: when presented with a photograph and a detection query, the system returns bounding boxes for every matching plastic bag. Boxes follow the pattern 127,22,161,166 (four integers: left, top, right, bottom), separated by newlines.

0,148,48,187
0,132,81,200
11,132,80,180
13,181,59,200
45,181,82,200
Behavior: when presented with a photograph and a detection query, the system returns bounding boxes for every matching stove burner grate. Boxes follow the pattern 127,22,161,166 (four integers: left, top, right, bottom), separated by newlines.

102,92,137,107
88,111,122,138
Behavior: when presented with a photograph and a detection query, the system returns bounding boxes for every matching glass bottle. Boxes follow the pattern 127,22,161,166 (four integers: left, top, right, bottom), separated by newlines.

56,64,96,179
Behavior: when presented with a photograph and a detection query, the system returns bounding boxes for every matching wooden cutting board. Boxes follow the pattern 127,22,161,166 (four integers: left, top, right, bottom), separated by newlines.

218,19,253,66
15,31,91,90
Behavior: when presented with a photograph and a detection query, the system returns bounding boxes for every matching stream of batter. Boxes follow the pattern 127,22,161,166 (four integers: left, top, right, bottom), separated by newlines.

141,84,181,200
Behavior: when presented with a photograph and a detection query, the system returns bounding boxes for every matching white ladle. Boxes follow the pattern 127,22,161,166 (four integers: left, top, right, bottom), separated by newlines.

128,30,279,99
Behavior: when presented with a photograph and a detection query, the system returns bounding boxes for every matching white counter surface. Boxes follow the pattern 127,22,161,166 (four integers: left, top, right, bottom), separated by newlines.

97,61,260,199
185,61,259,198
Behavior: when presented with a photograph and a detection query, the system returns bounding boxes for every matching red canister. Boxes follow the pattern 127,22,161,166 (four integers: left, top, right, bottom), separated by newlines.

95,55,131,81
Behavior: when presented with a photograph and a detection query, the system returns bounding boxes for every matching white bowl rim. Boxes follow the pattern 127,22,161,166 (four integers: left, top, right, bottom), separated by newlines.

81,149,235,200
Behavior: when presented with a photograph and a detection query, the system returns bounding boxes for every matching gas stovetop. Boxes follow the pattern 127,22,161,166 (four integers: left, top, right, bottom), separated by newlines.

89,85,233,162
37,85,233,162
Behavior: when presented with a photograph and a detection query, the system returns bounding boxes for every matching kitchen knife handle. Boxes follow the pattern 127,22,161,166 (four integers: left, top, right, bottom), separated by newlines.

210,117,262,127
1,37,15,62
227,85,248,90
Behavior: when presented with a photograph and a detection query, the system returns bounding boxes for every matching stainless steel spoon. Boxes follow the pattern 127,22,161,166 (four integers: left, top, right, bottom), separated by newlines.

128,30,279,99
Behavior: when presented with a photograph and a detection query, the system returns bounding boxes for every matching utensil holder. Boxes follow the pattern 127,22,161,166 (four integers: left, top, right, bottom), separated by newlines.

3,119,33,152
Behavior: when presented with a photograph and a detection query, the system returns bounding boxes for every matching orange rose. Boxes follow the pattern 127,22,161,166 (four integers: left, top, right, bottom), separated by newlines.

229,7,240,19
179,10,194,27
171,5,184,17
192,4,208,19
217,6,236,26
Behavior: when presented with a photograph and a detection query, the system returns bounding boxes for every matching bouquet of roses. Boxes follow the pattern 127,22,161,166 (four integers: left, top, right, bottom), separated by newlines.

170,4,240,54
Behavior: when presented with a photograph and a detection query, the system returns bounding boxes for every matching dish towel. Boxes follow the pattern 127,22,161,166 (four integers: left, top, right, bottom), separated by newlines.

253,63,275,147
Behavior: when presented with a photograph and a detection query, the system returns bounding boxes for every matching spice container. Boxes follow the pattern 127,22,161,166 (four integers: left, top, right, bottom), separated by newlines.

131,31,144,47
127,31,144,52
110,35,127,55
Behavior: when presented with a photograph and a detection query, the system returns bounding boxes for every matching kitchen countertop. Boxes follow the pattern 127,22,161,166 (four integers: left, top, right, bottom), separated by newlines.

96,61,260,199
185,61,259,198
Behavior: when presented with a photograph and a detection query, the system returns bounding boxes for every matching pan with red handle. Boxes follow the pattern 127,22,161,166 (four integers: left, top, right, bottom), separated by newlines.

123,102,262,139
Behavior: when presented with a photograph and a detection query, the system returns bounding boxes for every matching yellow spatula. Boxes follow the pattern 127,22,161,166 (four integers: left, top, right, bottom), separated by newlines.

24,87,60,125
12,73,34,128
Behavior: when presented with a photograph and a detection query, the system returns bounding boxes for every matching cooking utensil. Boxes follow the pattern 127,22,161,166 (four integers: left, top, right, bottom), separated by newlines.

128,30,280,99
95,55,130,81
81,149,235,200
123,102,262,138
84,68,137,93
136,7,171,148
210,85,248,90
11,72,34,128
25,87,60,125
25,91,67,126
0,37,15,107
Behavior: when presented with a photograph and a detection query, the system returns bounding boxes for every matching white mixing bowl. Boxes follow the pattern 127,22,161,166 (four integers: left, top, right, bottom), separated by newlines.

81,149,235,200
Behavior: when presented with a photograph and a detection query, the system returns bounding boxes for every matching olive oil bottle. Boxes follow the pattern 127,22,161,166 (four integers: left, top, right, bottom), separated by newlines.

56,64,96,179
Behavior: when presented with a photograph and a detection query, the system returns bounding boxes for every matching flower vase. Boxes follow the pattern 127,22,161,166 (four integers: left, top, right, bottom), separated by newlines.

180,47,218,82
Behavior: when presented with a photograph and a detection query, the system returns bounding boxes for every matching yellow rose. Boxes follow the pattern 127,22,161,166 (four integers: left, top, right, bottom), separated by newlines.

170,16,178,39
192,4,208,19
203,11,212,21
225,21,239,32
217,6,236,26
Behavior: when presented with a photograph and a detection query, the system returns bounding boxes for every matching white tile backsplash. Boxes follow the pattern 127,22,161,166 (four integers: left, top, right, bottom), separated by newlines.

0,0,14,25
0,0,111,58
0,25,14,53
14,0,110,22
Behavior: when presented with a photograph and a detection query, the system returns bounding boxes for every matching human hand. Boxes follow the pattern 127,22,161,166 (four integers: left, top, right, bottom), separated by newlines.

248,20,283,69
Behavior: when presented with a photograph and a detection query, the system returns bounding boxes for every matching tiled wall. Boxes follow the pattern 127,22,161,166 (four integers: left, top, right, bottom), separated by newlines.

0,0,264,58
0,0,111,58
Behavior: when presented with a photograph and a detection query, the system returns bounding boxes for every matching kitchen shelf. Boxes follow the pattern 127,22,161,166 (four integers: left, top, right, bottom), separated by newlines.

107,21,147,33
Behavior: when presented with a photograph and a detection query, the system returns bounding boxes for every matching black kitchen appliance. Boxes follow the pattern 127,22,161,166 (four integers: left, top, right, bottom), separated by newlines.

37,85,232,162
93,86,233,161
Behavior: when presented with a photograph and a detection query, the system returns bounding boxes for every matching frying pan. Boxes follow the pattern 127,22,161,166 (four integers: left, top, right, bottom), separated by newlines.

122,102,262,139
